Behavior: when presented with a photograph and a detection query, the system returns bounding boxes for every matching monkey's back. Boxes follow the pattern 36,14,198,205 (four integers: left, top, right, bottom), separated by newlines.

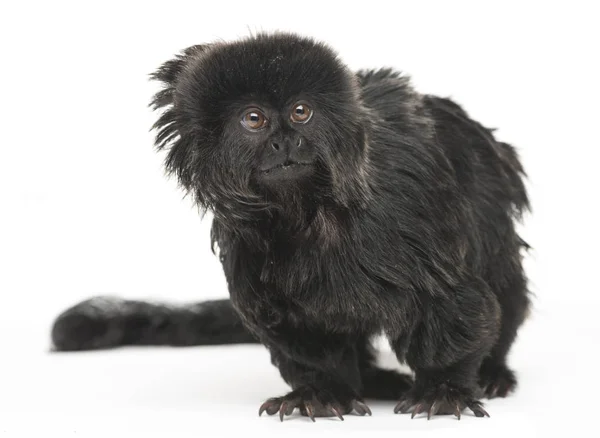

357,69,528,266
357,69,530,353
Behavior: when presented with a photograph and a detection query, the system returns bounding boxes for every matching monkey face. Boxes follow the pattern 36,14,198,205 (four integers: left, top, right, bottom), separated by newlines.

238,101,318,187
152,34,372,222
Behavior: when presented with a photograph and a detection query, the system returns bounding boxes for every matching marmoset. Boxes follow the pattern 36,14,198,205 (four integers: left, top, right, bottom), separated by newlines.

52,33,530,421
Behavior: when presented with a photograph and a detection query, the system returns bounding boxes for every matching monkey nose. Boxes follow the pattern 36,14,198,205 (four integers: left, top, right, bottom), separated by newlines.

270,137,302,154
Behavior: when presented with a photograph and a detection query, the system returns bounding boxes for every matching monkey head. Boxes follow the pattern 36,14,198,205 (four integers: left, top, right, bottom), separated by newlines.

151,33,371,225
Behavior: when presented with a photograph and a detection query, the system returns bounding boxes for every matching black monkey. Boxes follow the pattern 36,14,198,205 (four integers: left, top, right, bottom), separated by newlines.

52,33,530,421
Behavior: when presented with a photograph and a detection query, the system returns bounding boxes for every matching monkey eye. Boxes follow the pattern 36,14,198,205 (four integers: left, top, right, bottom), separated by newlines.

241,109,268,130
290,103,313,124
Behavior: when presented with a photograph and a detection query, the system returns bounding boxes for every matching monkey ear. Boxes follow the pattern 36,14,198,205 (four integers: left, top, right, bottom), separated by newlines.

149,45,207,150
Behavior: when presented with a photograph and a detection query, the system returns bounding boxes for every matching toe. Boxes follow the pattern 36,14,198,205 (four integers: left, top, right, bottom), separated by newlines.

259,398,282,416
352,400,372,416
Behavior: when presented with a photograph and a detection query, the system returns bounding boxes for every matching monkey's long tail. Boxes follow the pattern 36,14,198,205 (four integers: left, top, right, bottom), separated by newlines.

51,297,257,351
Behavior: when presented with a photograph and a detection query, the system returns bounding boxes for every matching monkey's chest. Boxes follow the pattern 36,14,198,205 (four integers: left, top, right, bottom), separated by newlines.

256,246,383,334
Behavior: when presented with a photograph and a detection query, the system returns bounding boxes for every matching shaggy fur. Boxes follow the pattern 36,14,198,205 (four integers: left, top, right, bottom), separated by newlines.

52,33,530,421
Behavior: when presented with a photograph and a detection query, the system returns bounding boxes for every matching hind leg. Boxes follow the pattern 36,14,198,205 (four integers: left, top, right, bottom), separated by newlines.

479,238,530,399
479,355,518,399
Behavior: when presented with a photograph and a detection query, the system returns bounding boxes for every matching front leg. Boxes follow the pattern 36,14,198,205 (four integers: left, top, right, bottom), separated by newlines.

394,352,490,419
259,334,372,421
392,277,500,419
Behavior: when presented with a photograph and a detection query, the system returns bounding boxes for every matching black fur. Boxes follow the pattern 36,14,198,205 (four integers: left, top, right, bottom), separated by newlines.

51,298,255,350
51,33,530,421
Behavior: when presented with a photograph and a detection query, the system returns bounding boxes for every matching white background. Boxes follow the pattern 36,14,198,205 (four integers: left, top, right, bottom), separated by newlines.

1,1,599,437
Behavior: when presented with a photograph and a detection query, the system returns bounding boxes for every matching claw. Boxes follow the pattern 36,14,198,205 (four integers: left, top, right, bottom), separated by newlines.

304,403,316,422
427,401,438,420
260,390,368,422
394,387,490,421
258,402,268,417
394,400,409,414
411,403,424,419
259,399,280,416
328,404,344,421
279,402,287,422
352,400,372,416
469,402,490,418
455,403,461,420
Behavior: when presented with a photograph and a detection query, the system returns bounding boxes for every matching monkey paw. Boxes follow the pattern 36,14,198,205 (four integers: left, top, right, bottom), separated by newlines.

259,386,372,422
479,363,517,399
394,382,489,420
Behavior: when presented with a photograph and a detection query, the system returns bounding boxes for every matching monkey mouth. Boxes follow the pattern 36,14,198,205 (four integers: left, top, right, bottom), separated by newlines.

260,161,314,175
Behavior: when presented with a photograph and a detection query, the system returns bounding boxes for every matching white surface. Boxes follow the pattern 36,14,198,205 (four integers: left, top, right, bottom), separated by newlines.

1,1,599,437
